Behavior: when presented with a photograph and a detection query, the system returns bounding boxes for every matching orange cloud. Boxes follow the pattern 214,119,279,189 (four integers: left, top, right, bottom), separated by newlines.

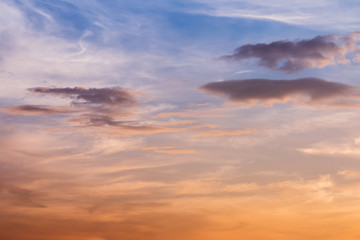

298,137,360,157
154,108,230,119
338,170,360,180
142,146,195,154
192,128,257,137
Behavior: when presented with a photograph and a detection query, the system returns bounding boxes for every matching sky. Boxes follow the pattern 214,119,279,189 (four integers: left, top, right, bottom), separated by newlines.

1,1,360,239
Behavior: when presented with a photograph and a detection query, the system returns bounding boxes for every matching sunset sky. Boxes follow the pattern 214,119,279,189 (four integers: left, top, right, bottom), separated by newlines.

2,1,360,239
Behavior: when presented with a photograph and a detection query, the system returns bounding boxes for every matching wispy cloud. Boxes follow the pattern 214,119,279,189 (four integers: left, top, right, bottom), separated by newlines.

2,104,76,115
28,87,137,106
299,137,360,157
338,170,360,180
0,182,47,208
192,128,257,137
2,86,220,137
221,33,360,73
0,85,175,138
200,78,360,107
142,146,196,154
16,86,142,125
190,0,360,30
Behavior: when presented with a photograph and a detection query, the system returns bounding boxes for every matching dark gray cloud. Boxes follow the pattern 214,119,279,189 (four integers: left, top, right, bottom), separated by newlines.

221,34,355,73
28,87,136,106
200,78,360,107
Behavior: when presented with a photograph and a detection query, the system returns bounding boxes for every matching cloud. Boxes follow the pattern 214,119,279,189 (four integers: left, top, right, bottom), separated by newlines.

68,113,135,127
0,210,212,240
200,78,360,107
0,182,47,208
66,114,179,136
2,86,219,137
192,128,257,137
0,86,159,134
338,170,360,180
28,87,137,106
173,174,334,203
2,105,73,115
221,33,360,73
142,146,195,154
189,0,360,30
299,137,360,157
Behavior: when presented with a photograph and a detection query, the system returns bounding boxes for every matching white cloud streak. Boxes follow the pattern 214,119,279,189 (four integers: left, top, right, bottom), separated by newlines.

190,0,360,30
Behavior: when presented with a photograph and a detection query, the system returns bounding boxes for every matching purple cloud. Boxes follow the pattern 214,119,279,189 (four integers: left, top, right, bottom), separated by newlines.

28,87,136,106
0,86,142,130
4,105,72,115
221,33,360,73
200,78,360,107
